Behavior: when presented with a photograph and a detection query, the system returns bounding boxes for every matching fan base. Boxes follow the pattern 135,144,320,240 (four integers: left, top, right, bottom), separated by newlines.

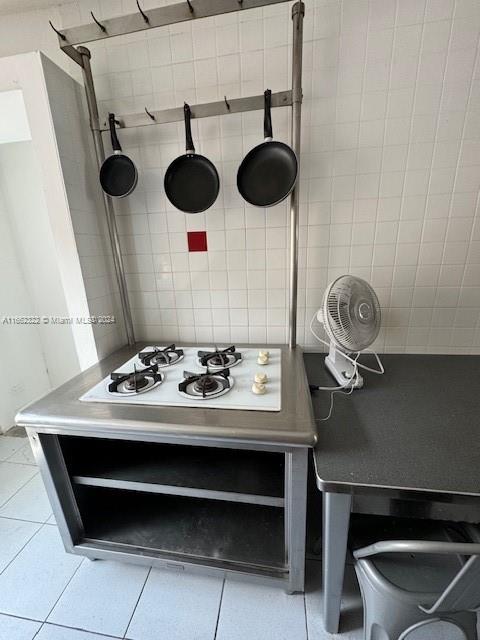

325,348,364,389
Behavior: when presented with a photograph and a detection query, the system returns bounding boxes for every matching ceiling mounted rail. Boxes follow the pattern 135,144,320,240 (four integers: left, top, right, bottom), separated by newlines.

52,0,291,54
100,90,292,131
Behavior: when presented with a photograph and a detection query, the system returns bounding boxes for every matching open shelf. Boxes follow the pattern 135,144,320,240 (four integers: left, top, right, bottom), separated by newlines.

75,485,286,574
60,436,285,507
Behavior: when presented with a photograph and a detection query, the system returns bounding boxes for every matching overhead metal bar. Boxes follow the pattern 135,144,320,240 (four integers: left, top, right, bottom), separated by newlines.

54,0,291,52
99,90,292,132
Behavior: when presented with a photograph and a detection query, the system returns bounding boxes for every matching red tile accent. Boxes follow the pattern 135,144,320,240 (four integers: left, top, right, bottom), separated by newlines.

187,231,208,252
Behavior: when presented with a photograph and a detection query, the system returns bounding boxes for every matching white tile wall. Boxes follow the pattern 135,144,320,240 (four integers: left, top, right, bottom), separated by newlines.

0,0,479,353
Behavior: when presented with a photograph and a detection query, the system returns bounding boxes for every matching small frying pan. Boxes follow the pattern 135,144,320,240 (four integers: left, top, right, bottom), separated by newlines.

100,113,138,198
237,89,298,207
164,103,219,214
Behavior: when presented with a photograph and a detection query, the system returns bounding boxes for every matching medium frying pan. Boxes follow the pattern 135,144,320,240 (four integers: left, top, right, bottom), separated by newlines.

164,103,219,213
100,113,138,198
237,89,298,207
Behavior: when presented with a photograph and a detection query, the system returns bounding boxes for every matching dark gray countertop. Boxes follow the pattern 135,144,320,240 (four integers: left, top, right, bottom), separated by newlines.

305,353,480,498
16,343,316,447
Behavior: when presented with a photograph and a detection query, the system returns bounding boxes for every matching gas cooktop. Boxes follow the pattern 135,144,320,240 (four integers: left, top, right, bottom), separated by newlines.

80,345,282,412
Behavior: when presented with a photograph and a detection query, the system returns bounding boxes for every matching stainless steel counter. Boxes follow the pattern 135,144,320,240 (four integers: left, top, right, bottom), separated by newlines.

16,343,316,447
17,343,315,593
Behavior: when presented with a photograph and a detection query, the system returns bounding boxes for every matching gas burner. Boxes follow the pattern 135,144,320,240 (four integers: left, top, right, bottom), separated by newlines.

108,365,164,395
197,346,242,370
138,344,184,368
178,368,233,400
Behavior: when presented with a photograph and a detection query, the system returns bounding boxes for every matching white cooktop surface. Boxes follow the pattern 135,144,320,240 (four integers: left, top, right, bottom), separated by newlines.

80,346,282,412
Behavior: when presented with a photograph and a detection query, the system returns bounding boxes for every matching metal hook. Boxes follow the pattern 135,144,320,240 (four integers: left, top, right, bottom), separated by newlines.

145,106,156,121
224,96,231,111
49,20,66,41
186,0,194,13
238,0,243,5
90,11,107,33
136,0,150,24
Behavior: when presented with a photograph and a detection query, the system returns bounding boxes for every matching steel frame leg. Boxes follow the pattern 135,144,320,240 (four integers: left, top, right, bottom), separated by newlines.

322,491,352,633
28,429,84,551
285,448,308,593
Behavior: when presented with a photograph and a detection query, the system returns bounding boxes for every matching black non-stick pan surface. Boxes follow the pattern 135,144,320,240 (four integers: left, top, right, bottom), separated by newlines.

237,89,297,207
164,103,219,213
100,113,138,198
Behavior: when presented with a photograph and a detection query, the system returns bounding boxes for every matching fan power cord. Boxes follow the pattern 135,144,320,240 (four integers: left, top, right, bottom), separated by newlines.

309,312,385,377
309,312,385,421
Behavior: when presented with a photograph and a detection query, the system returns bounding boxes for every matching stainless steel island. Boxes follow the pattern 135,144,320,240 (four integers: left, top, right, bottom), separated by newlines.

16,343,316,593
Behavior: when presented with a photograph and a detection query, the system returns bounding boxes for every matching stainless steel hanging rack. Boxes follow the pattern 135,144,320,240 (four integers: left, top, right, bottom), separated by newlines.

51,0,304,349
51,0,292,60
99,91,293,131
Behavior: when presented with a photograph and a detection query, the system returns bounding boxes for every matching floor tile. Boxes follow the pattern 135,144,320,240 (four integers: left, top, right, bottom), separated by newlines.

0,462,38,508
305,561,362,640
0,516,41,573
36,624,119,640
0,474,52,523
48,560,149,637
47,513,57,525
0,613,41,639
126,569,223,640
0,524,83,620
0,437,28,461
8,441,36,466
216,578,307,640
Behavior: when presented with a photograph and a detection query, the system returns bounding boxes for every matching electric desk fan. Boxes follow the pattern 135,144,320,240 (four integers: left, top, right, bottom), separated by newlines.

316,275,382,389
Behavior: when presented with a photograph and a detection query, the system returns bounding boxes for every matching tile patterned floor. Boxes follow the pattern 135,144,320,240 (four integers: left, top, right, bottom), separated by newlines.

0,435,475,640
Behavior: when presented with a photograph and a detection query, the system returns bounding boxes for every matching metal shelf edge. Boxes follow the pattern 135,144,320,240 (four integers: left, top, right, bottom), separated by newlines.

77,539,288,576
72,475,285,507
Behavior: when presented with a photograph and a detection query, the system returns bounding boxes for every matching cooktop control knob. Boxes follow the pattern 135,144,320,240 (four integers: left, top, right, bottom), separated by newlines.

257,350,269,365
252,382,266,395
255,372,268,384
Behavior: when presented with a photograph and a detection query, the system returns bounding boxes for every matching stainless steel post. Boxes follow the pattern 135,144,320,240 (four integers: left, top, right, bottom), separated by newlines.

288,2,304,349
77,46,135,346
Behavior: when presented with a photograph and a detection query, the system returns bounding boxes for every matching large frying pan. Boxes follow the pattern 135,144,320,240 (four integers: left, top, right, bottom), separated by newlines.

237,89,298,207
100,114,138,198
164,103,219,213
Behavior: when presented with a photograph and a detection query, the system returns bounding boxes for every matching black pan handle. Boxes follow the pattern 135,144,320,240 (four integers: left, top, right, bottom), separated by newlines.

108,113,122,153
263,89,273,141
184,103,195,154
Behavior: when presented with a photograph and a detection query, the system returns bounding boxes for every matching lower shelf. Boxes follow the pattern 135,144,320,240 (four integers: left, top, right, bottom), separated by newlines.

75,486,286,573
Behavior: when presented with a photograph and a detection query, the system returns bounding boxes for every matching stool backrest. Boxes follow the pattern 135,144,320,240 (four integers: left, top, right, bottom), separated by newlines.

421,554,480,614
354,540,480,614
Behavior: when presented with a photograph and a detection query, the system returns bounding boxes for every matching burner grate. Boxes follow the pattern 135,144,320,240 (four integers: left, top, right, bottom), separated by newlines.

179,368,232,399
139,344,184,368
198,345,242,369
109,364,163,395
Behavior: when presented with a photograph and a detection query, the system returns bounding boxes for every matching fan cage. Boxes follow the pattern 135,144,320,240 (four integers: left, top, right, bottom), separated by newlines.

322,275,381,352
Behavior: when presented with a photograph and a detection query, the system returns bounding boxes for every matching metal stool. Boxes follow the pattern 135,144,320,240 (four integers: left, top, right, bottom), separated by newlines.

353,522,480,640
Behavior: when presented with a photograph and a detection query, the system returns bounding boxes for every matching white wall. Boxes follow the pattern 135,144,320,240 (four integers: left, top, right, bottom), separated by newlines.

0,1,479,353
0,140,90,386
0,52,106,431
41,54,124,359
0,171,50,433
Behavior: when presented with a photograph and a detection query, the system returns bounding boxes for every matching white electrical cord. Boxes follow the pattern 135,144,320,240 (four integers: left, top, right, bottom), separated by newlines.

317,354,359,421
309,312,384,421
309,313,385,376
